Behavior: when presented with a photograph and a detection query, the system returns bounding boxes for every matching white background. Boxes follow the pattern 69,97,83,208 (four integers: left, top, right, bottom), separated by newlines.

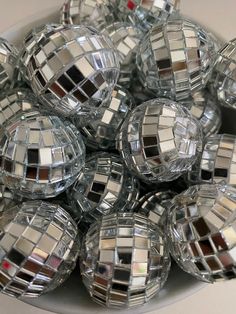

0,0,236,313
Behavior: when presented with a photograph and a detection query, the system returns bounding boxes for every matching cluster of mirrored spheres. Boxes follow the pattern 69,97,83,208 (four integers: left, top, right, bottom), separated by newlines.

0,0,236,310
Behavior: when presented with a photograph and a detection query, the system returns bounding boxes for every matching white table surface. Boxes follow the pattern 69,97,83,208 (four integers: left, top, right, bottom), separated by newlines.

0,0,236,313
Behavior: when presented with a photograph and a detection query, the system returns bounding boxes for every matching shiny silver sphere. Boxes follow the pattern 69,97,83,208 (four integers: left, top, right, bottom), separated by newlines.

21,24,120,117
137,18,218,101
117,98,203,182
69,153,139,224
0,112,85,199
0,200,79,298
169,184,236,282
80,212,170,308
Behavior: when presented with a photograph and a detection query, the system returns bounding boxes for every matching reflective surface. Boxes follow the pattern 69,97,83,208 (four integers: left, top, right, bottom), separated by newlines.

0,37,18,89
189,134,236,186
80,86,133,150
211,38,236,109
137,18,218,100
0,201,79,297
182,90,222,138
169,184,236,282
69,153,139,224
117,98,203,182
21,24,120,116
0,112,85,199
117,0,180,31
80,212,170,308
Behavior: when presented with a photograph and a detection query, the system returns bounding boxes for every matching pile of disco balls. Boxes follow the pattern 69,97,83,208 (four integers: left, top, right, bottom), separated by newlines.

0,0,236,309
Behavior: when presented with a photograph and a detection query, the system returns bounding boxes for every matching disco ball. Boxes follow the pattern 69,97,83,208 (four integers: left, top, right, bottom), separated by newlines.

61,0,116,29
69,153,139,224
0,38,18,89
188,134,236,186
0,184,20,217
80,212,170,308
210,38,236,108
117,0,180,31
0,89,39,127
117,98,203,182
80,85,133,150
182,90,222,138
135,190,176,229
0,112,85,199
169,184,236,282
137,18,219,101
101,22,142,87
21,24,120,117
0,200,79,297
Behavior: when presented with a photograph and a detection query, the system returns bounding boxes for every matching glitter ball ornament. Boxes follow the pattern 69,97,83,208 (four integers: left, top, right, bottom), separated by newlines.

80,212,170,308
80,86,133,150
169,184,236,282
211,38,236,108
0,112,85,199
0,200,79,297
137,18,218,101
189,134,236,186
22,24,120,117
0,184,20,216
61,0,116,29
101,23,142,87
117,98,203,182
135,190,175,229
69,153,139,224
0,89,39,127
117,0,180,31
182,90,222,138
0,38,18,90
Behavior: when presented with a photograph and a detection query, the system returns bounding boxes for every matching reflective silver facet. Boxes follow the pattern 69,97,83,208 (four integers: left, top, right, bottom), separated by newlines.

189,134,236,186
0,201,79,297
0,38,18,90
169,184,236,282
137,18,218,100
117,98,203,182
101,23,142,87
20,24,120,117
80,86,133,150
182,90,222,138
80,212,170,308
69,153,139,224
211,38,236,109
0,112,85,199
136,190,176,229
117,0,180,31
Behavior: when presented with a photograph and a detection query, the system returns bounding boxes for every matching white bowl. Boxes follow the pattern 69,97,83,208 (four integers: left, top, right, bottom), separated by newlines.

1,2,235,313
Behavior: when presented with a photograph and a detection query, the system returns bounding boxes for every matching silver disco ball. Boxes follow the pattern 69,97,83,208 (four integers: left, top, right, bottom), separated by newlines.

0,38,18,89
69,153,139,224
61,0,116,29
117,0,180,31
80,212,171,308
0,201,79,298
101,22,142,87
135,190,176,229
137,18,219,101
0,89,39,127
169,184,236,282
188,134,236,186
21,24,120,117
117,98,203,182
211,38,236,108
182,90,222,138
80,86,133,150
0,112,85,199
